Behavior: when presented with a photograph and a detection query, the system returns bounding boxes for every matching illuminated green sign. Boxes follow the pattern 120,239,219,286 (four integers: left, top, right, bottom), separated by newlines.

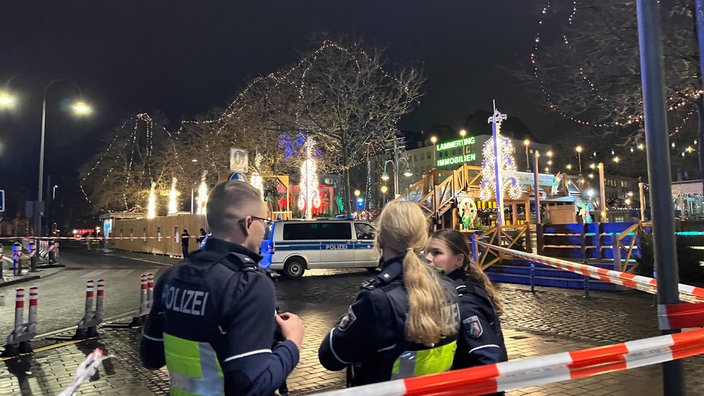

437,153,477,167
437,137,476,151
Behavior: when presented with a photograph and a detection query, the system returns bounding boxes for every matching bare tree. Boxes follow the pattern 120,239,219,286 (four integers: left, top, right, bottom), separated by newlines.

528,0,701,179
293,39,425,211
80,114,182,214
177,37,425,214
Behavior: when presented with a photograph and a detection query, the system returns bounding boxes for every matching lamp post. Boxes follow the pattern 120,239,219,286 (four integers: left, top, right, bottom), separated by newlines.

523,139,531,171
381,138,412,199
576,145,583,174
430,135,437,169
35,80,91,238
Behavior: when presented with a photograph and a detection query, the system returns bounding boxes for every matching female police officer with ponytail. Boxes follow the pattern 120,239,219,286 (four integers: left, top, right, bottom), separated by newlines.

318,201,460,386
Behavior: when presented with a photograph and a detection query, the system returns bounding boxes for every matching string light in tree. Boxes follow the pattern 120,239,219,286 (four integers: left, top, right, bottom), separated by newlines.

531,0,701,136
80,112,184,213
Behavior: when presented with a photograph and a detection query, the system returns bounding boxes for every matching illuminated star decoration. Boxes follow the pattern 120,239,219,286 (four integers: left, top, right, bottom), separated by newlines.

480,111,521,202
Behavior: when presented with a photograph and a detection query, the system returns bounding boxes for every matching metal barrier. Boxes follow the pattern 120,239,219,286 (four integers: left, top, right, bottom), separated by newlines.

28,241,37,272
48,239,58,264
73,279,104,339
1,287,38,357
477,241,704,304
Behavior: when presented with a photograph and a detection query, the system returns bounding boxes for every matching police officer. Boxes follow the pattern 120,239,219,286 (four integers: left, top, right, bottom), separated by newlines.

141,180,304,395
426,229,507,369
318,201,460,386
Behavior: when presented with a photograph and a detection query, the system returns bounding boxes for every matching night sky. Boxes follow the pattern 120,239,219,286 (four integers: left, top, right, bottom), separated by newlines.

0,1,562,216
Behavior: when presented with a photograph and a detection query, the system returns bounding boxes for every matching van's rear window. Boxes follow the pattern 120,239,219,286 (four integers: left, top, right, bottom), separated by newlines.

283,223,351,240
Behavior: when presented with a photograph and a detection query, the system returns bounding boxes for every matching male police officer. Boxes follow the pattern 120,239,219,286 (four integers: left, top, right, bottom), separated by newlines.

141,180,304,395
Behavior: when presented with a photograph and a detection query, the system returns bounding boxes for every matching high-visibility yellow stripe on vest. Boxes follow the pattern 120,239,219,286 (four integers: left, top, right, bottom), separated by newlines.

390,340,457,379
164,333,225,396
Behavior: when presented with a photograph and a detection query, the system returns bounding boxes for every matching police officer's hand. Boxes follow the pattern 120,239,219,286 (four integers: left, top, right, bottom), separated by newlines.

276,312,304,350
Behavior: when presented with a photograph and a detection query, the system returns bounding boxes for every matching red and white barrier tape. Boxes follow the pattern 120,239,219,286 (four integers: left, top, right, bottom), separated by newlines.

313,328,704,396
477,241,704,304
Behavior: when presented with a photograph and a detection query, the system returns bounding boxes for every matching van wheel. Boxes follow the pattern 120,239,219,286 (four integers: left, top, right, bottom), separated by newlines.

283,259,306,279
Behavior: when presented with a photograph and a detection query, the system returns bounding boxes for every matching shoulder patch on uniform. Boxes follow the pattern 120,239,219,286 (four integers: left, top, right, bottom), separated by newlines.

337,307,357,331
462,315,483,338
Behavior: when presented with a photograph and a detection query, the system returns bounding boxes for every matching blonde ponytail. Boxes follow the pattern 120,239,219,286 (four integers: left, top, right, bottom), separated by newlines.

376,201,458,347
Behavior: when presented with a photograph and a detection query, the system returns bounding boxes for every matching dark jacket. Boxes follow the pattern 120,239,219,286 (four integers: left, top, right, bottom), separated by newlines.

140,237,299,395
446,268,507,369
318,257,459,386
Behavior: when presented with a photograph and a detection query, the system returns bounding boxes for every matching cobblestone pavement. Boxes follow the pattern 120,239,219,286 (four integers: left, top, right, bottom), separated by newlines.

0,266,702,395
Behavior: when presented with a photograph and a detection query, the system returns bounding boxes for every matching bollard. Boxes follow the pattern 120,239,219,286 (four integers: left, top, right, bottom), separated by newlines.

0,243,4,279
96,279,105,323
29,241,37,272
74,279,102,339
2,287,37,356
146,273,154,310
55,241,60,258
14,288,24,336
130,273,150,326
48,239,57,264
530,262,535,293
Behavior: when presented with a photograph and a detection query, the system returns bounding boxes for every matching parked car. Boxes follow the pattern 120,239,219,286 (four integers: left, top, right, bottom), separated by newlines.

260,219,378,278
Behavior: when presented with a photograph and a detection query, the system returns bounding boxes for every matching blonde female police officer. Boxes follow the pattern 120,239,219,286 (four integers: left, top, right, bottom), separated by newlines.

141,180,304,395
426,228,507,369
318,201,460,386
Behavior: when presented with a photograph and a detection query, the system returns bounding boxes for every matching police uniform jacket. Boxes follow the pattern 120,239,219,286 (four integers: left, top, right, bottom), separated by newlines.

140,237,299,395
447,268,507,368
318,257,459,386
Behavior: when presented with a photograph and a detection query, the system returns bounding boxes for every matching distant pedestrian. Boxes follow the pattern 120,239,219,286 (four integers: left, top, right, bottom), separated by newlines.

318,200,460,386
425,229,507,372
196,228,207,245
181,229,190,258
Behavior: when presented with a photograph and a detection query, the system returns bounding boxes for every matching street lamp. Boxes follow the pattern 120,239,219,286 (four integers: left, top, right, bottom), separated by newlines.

546,150,553,173
37,81,91,237
523,139,531,171
430,135,437,169
381,158,412,199
32,80,91,238
575,145,583,174
380,185,388,207
459,129,467,138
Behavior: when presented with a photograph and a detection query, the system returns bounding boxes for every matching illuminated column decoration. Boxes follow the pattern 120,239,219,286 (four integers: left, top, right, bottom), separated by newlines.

250,152,264,197
480,102,521,226
251,173,263,198
147,182,156,219
168,177,178,215
197,180,208,215
298,138,320,219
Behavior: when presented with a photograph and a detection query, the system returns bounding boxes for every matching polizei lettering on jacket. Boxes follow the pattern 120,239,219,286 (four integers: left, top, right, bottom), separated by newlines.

162,285,209,316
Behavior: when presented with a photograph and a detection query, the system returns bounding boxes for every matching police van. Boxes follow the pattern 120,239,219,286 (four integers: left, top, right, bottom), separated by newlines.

260,219,378,278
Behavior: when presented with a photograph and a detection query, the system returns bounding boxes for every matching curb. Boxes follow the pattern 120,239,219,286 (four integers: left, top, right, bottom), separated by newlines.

0,274,40,287
0,264,66,288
